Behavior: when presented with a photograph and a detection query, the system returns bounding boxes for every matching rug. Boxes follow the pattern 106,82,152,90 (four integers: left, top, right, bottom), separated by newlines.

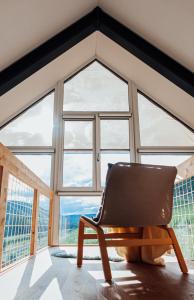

52,251,124,262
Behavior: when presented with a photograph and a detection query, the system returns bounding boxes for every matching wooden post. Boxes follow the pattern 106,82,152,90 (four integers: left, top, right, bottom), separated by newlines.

0,166,9,270
30,189,39,255
48,192,54,247
77,219,85,267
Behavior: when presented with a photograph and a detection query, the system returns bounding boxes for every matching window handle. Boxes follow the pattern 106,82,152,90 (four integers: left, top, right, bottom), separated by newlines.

97,153,100,162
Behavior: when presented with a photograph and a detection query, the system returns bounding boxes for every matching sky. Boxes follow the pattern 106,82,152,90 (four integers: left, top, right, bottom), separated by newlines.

0,93,54,146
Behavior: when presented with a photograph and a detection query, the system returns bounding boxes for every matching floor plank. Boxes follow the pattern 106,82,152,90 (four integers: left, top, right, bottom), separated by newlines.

0,247,194,300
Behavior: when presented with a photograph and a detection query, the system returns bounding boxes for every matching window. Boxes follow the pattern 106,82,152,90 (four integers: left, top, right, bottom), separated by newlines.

141,154,192,167
100,119,130,187
62,62,131,191
59,196,101,244
2,59,194,249
0,93,54,146
138,93,194,146
138,91,194,178
100,119,129,149
63,120,94,187
101,151,130,187
141,154,192,179
0,92,55,189
63,152,93,187
63,61,129,112
15,155,52,186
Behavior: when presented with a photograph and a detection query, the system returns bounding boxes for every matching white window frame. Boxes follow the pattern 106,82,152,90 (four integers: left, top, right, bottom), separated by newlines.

56,60,133,193
1,58,194,245
132,84,194,163
0,88,57,190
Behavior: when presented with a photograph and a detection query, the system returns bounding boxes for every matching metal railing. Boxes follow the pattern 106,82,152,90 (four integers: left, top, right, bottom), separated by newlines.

172,156,194,260
0,143,54,270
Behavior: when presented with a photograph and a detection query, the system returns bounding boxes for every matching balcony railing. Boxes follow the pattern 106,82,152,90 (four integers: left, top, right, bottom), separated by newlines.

172,156,194,260
0,143,54,270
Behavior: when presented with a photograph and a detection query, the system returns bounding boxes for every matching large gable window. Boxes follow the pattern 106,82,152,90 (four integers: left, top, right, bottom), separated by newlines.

1,60,194,247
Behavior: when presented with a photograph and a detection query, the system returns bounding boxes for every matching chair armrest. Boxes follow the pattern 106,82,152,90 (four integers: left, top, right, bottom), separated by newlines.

80,216,99,231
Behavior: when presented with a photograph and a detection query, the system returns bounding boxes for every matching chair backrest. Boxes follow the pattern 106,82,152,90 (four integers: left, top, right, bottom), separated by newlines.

97,162,177,227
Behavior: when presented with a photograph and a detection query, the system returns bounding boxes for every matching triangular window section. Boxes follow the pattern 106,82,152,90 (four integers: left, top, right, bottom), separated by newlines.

63,61,129,112
0,92,54,146
138,92,194,146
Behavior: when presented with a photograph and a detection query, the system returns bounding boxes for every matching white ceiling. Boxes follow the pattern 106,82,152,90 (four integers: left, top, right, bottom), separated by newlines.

0,0,193,128
99,0,194,72
1,0,194,71
0,0,97,70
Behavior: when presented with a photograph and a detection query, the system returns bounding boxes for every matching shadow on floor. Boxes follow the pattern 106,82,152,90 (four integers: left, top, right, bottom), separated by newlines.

10,248,194,300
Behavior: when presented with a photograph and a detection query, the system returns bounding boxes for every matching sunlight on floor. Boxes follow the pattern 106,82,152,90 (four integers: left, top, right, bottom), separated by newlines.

0,247,194,300
88,269,136,281
116,279,142,286
40,278,63,300
30,248,52,287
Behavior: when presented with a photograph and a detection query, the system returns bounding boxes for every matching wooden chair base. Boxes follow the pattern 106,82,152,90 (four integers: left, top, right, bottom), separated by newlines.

77,217,188,282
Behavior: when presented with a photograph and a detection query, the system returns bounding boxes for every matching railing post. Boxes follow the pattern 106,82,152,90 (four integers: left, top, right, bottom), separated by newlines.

48,192,54,246
0,166,9,270
30,189,39,255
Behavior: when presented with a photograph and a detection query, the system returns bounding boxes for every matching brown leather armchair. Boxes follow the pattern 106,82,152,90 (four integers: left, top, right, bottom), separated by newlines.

77,162,188,282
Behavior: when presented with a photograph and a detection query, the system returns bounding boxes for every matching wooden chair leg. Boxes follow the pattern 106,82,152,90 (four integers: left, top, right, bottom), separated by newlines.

97,228,112,282
167,227,188,274
77,219,84,267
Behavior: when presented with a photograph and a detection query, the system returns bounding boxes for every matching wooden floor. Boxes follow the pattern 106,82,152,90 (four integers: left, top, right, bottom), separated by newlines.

0,247,194,300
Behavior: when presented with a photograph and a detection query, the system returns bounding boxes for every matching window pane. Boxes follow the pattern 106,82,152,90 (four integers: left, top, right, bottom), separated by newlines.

37,195,49,250
16,155,51,186
101,119,129,149
0,93,54,146
63,61,129,111
59,196,101,244
141,154,192,167
64,121,93,149
101,151,130,187
63,151,93,187
138,93,194,146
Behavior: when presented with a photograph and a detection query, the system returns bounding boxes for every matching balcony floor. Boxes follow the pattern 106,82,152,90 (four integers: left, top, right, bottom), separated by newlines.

0,247,194,300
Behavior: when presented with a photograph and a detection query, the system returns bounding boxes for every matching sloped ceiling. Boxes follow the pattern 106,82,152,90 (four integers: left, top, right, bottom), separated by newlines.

0,0,97,70
0,0,193,128
1,0,194,72
99,0,194,72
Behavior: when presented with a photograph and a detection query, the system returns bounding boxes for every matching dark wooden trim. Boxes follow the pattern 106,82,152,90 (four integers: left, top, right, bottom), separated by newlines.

1,7,194,97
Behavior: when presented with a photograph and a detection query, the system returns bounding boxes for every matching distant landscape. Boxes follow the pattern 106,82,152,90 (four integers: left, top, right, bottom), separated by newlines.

59,213,97,244
2,200,49,267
